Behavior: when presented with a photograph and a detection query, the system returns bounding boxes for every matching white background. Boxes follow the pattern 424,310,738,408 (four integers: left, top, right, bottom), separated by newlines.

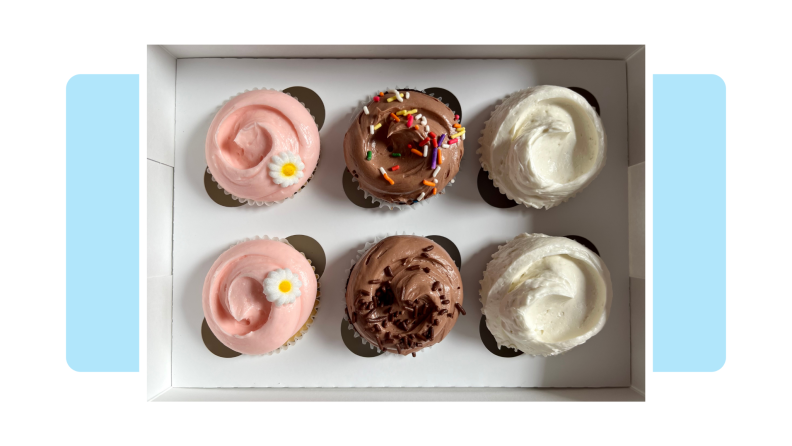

2,0,790,444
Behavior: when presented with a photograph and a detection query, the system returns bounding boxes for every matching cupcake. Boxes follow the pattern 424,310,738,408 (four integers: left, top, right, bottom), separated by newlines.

343,89,464,208
344,235,465,356
478,85,606,209
202,237,319,355
206,89,320,206
480,233,612,356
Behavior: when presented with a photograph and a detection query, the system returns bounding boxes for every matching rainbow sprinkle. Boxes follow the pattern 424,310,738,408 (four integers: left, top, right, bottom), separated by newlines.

391,153,401,157
432,166,441,177
448,138,459,144
417,191,426,202
432,187,437,195
391,165,400,171
450,129,465,139
379,167,395,185
423,145,428,157
374,123,382,131
386,92,405,103
390,112,400,122
431,147,438,169
363,106,370,115
423,180,436,187
437,134,446,146
407,115,414,127
366,151,372,161
438,149,443,165
411,148,423,156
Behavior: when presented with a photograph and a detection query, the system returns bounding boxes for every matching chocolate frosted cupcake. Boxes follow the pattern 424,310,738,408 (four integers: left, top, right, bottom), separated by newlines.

478,86,606,209
344,235,465,356
343,89,464,208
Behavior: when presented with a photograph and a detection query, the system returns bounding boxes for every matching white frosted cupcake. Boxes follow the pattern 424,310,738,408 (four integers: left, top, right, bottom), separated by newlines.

479,233,612,356
478,86,606,209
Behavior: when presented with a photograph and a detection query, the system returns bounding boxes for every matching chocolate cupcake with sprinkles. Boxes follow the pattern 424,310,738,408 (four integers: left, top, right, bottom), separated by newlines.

343,89,465,209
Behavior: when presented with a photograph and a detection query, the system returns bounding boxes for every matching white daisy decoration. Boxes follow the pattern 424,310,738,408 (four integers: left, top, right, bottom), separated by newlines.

263,268,303,307
268,151,305,187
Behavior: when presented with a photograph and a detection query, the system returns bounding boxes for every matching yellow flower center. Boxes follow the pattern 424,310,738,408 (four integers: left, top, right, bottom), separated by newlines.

281,163,297,177
278,280,292,293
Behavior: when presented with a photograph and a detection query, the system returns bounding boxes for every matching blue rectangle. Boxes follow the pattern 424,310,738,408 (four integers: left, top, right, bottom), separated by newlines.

653,74,726,372
66,74,139,372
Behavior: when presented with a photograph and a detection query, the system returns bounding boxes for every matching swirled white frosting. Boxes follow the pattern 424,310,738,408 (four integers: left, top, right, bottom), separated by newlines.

478,86,606,209
480,233,612,356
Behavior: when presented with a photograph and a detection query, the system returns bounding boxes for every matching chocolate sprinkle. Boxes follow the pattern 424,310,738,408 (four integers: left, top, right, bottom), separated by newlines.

432,281,440,291
455,303,466,315
423,245,434,252
369,279,381,284
423,267,430,273
360,290,370,296
412,352,416,357
441,300,450,305
438,309,448,315
384,266,393,277
433,319,439,326
407,265,420,271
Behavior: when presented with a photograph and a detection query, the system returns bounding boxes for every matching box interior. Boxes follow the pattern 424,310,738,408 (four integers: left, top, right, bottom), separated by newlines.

147,45,645,401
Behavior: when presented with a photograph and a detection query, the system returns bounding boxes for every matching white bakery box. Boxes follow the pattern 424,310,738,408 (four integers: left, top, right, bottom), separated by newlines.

146,45,646,401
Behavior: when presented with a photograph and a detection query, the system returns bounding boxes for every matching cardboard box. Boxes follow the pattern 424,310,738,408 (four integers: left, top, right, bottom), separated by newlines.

147,45,645,401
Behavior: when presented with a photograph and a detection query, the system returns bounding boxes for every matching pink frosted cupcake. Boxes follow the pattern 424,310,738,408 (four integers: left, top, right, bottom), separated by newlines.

206,89,321,206
202,237,319,355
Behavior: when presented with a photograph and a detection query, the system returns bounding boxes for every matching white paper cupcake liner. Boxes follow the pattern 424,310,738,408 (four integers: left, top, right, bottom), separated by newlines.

477,88,605,210
208,87,320,207
222,235,321,357
349,87,460,211
342,232,435,357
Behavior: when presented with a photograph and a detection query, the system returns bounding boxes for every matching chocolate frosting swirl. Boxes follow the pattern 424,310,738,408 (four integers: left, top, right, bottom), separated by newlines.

345,235,464,355
343,91,464,204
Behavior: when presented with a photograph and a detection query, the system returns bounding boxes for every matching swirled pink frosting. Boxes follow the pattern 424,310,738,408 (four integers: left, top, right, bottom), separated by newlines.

202,238,318,355
205,90,320,203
